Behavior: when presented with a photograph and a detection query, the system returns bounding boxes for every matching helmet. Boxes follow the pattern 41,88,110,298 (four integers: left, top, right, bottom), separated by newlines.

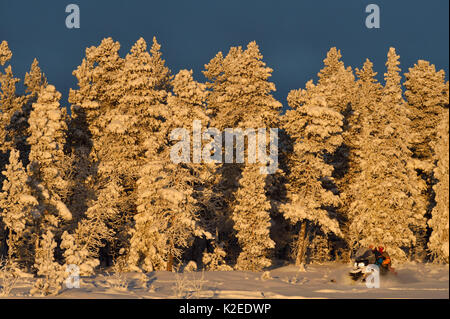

378,246,384,253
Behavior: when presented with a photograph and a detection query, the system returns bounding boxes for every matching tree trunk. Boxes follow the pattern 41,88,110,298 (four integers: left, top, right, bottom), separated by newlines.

295,221,309,267
7,228,13,261
167,253,174,272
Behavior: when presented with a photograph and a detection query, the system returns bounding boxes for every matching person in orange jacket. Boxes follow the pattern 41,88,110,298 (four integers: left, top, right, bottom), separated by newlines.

376,246,397,275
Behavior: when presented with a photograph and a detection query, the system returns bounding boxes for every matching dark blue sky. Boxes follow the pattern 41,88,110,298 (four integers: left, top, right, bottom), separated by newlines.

0,0,448,107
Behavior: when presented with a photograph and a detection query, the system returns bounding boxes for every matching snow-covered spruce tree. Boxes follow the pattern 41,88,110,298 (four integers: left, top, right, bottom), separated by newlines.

167,69,209,132
0,48,47,223
60,230,99,276
61,181,120,275
128,67,213,272
282,94,343,267
203,42,281,267
308,234,331,264
94,38,157,257
69,37,124,157
275,48,354,121
65,109,95,224
128,135,211,272
24,59,48,100
294,48,355,144
202,241,233,271
0,59,48,246
105,37,172,262
116,38,210,272
107,37,171,204
27,84,72,235
66,39,122,225
68,38,124,264
317,48,356,115
69,37,173,265
230,42,283,270
0,51,48,269
428,109,449,263
31,230,66,296
314,50,355,219
0,41,13,256
0,42,12,258
315,51,355,252
404,60,449,162
10,59,48,166
345,59,382,181
204,41,281,130
232,164,275,270
0,41,25,154
348,48,427,261
340,59,383,258
166,69,228,266
403,61,449,260
149,36,172,92
0,150,38,267
0,48,47,181
201,49,238,255
289,48,355,260
0,41,12,66
127,137,169,272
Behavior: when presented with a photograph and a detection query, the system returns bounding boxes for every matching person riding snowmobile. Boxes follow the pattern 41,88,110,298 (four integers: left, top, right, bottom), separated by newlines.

349,245,396,281
370,245,396,274
349,247,376,281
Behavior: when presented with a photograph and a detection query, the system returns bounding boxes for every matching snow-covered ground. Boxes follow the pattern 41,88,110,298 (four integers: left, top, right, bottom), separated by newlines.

1,263,448,299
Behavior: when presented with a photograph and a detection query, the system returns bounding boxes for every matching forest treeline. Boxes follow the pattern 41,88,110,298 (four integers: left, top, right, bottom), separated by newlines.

0,38,448,295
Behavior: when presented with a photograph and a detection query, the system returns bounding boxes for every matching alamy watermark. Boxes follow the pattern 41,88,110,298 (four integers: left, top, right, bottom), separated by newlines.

170,120,279,174
65,264,80,289
65,4,80,29
364,264,380,288
365,4,380,29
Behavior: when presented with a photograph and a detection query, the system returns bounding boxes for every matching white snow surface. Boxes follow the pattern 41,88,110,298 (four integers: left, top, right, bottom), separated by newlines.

1,262,448,299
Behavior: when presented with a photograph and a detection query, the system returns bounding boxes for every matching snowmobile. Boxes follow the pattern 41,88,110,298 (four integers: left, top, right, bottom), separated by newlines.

349,247,389,282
